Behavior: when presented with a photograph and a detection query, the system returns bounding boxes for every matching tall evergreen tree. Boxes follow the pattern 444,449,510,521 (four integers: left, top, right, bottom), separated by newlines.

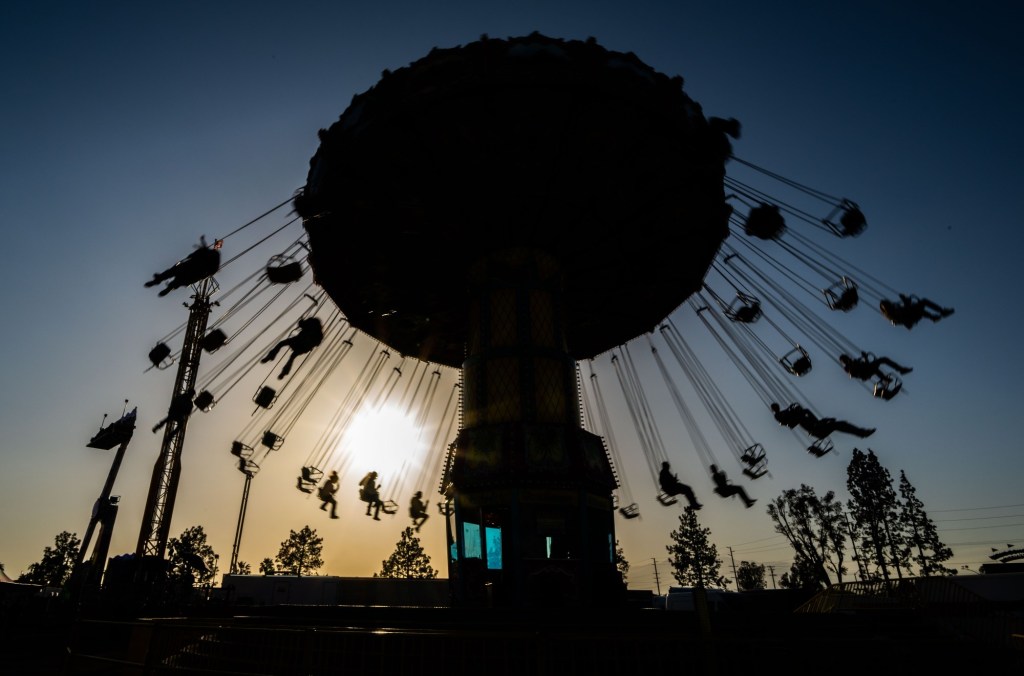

766,484,847,588
18,531,80,587
898,470,957,576
666,507,728,589
167,525,218,585
846,448,908,580
375,527,437,579
276,525,324,576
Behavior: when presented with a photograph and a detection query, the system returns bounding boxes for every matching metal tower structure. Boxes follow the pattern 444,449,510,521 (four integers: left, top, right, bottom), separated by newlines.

136,277,216,559
229,454,259,574
74,405,137,595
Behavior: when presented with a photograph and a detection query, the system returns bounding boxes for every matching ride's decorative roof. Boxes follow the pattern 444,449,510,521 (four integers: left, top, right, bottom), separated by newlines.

297,33,732,367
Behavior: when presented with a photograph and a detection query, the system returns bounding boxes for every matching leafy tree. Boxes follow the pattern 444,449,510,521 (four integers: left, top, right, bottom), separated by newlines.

375,527,438,579
276,526,323,576
259,558,276,575
777,558,820,590
666,507,728,589
736,561,766,591
167,525,218,586
235,560,252,575
18,531,80,587
847,449,908,580
766,484,848,588
898,470,956,577
614,540,630,583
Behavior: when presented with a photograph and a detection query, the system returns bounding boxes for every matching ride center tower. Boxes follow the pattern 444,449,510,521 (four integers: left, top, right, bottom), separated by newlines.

294,33,732,607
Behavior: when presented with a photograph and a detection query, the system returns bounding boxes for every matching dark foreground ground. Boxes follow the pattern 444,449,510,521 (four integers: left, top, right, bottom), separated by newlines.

3,594,1022,676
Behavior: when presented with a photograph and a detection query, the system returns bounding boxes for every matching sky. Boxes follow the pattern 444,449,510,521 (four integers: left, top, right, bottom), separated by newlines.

1,1,1022,592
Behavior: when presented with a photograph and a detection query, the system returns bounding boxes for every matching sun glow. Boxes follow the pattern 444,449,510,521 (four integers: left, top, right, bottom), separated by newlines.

338,403,431,496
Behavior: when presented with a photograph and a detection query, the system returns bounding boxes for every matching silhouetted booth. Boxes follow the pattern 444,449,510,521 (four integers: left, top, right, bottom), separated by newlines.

294,34,730,608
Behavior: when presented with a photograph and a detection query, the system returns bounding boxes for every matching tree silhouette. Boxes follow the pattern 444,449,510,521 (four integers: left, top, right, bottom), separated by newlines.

18,531,80,587
736,561,767,590
778,559,820,590
375,527,437,579
767,484,848,588
847,448,908,581
20,531,80,587
235,560,252,575
666,508,728,589
614,540,630,583
898,469,956,577
276,525,324,576
258,557,276,575
167,525,218,586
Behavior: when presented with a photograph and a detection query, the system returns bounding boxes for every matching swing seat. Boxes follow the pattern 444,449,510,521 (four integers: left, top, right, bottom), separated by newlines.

193,390,215,412
238,458,259,476
230,441,254,459
780,347,811,376
744,203,786,240
618,503,640,519
301,466,324,483
837,203,867,237
266,258,304,284
822,200,867,238
261,430,284,450
808,438,834,457
656,492,679,506
725,293,762,323
824,277,859,312
254,386,277,409
201,329,227,353
740,443,766,466
381,500,399,515
742,466,768,480
438,502,454,516
148,342,173,369
296,477,315,494
873,375,903,400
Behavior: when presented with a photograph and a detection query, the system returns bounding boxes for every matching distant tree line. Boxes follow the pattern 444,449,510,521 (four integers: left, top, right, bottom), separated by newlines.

666,447,955,590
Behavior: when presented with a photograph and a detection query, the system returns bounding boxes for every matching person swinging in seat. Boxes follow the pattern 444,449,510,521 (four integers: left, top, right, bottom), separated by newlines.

658,461,702,510
145,236,221,297
710,465,756,508
409,491,430,532
770,402,875,439
152,388,196,433
839,352,912,381
359,471,384,520
261,316,324,379
318,471,340,519
879,294,953,329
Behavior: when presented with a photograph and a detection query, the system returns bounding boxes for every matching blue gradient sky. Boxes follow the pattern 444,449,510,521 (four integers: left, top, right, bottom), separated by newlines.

1,1,1021,589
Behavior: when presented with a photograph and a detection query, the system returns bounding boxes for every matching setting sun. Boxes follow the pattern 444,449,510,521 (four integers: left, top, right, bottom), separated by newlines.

338,403,432,498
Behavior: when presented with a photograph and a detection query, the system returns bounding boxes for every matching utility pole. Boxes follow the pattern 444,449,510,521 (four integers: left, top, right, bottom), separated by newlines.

651,557,662,596
727,546,738,590
136,277,216,559
767,565,777,589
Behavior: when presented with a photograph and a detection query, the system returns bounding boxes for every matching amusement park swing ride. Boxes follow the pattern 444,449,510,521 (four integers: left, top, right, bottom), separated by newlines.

80,33,954,607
